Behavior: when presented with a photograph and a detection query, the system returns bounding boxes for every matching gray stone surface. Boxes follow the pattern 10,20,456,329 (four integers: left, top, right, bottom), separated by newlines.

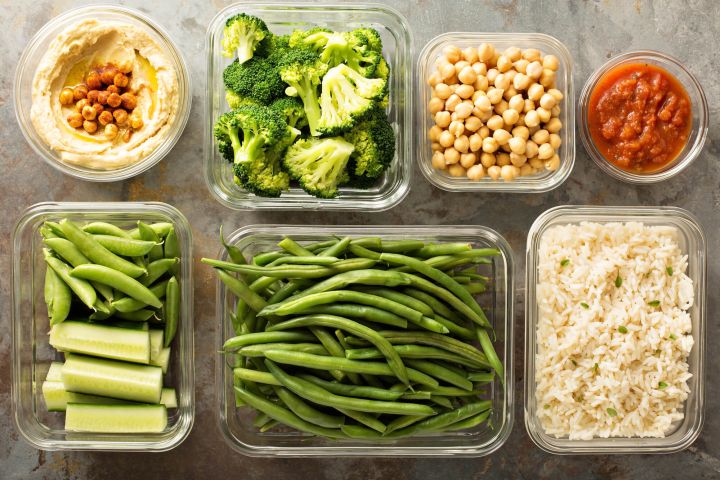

1,0,719,478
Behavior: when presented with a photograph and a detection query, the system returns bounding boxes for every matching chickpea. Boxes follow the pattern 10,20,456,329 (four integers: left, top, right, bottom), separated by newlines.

486,88,503,104
464,116,482,132
107,85,120,94
87,90,101,104
482,136,499,153
467,164,485,180
494,73,510,90
512,73,530,91
528,83,544,101
428,71,442,87
501,165,519,181
540,69,556,88
525,110,540,128
480,152,496,168
526,61,543,80
493,128,511,146
471,62,487,76
478,126,490,139
438,129,455,147
113,108,128,125
538,143,555,160
107,92,122,108
454,102,473,119
551,105,561,117
547,88,564,102
487,165,501,180
507,94,524,113
519,163,534,176
474,95,492,113
486,68,499,84
448,163,466,177
444,147,460,164
460,152,476,168
75,98,90,112
508,135,527,155
97,90,110,105
496,152,511,166
435,83,452,100
502,108,520,126
100,66,119,85
525,140,539,159
83,120,98,133
92,102,103,115
543,54,560,71
495,99,509,115
529,156,544,169
546,117,562,133
524,98,535,113
431,142,443,151
103,123,119,140
531,129,550,144
59,88,75,105
536,107,551,123
73,84,89,101
458,66,477,85
496,55,512,72
113,73,129,88
455,84,474,100
476,108,493,122
445,75,458,86
545,153,560,171
528,124,540,135
447,120,463,138
462,47,479,63
432,150,446,169
443,45,462,63
97,110,114,126
549,133,562,150
469,133,483,152
502,87,518,101
445,94,461,111
85,71,102,90
501,46,520,62
500,143,511,153
512,126,530,140
505,69,517,82
427,125,440,142
510,152,527,167
67,112,83,128
454,135,470,153
435,111,451,128
514,59,529,74
539,93,557,110
428,97,443,115
478,43,495,62
486,115,504,131
473,75,489,91
453,61,469,76
130,114,143,130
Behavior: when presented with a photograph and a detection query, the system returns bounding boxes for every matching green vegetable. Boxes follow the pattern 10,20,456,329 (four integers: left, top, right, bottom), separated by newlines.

617,325,628,334
580,302,589,309
606,407,618,417
648,300,661,307
279,48,328,136
666,266,673,276
283,137,354,198
658,381,668,389
615,274,622,288
221,13,269,63
560,258,570,267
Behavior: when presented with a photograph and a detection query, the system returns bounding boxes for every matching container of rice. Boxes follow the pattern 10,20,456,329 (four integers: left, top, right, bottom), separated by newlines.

524,205,706,454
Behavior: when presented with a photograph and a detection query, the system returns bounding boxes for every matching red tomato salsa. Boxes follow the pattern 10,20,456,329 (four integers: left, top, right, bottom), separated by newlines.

587,63,691,173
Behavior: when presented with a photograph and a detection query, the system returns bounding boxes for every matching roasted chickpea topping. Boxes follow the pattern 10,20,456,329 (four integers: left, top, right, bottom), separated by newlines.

104,123,119,139
73,84,88,101
82,120,98,133
59,88,75,105
98,110,114,126
113,109,129,125
107,92,122,108
121,92,137,110
67,112,83,128
86,72,102,90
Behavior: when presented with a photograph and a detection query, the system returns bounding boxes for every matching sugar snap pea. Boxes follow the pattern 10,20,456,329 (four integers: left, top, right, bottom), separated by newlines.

81,222,131,238
44,251,96,309
45,265,71,325
70,264,162,308
163,276,180,346
111,279,169,312
138,221,164,262
128,222,173,239
93,235,158,257
141,258,179,286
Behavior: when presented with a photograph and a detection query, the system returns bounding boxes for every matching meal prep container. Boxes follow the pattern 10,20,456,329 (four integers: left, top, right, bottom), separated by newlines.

14,5,191,182
417,32,575,193
215,225,514,457
524,205,706,454
578,51,708,184
204,3,412,211
12,202,195,451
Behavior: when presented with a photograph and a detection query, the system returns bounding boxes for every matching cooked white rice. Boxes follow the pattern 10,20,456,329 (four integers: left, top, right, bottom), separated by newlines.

535,222,694,440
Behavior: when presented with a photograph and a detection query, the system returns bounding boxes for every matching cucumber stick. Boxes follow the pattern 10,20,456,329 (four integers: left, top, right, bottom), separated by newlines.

65,403,167,433
43,380,177,411
46,361,65,382
160,387,177,409
62,354,162,403
149,329,164,359
150,347,171,374
50,321,150,364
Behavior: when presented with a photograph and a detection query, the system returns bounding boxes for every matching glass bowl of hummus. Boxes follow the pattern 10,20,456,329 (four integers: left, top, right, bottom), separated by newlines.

14,5,191,181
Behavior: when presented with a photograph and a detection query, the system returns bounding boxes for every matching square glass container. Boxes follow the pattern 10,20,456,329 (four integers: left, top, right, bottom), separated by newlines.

12,202,195,451
417,32,575,192
204,3,412,211
524,206,706,454
215,225,514,456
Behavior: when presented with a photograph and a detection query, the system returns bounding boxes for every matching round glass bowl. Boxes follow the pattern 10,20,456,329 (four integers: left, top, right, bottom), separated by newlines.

578,51,708,184
14,5,191,182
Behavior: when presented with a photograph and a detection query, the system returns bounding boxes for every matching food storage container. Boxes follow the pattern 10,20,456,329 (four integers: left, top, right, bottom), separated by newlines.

14,5,191,182
12,202,195,451
204,3,412,211
578,51,708,184
215,225,514,456
524,205,706,454
417,32,575,192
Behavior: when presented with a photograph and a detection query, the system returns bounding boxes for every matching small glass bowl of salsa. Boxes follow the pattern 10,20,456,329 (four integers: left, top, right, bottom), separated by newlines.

579,51,707,183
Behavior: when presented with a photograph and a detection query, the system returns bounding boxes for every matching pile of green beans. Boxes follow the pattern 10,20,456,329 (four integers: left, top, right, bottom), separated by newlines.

203,234,503,440
41,218,181,346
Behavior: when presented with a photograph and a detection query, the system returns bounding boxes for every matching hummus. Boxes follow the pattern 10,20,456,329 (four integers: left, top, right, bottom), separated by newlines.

31,19,179,170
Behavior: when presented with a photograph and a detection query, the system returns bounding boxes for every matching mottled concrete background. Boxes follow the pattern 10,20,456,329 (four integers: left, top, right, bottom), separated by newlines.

1,0,719,478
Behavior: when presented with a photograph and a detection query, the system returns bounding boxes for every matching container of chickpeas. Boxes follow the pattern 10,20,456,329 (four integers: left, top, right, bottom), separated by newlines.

418,33,574,191
14,5,191,181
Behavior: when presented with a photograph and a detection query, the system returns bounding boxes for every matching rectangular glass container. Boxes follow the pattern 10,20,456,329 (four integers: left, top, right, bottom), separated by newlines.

417,32,575,192
204,3,412,211
216,225,514,456
12,202,195,451
524,206,706,454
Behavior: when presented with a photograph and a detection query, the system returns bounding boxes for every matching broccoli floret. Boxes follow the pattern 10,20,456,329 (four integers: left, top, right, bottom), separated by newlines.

279,48,328,136
288,26,333,50
283,137,355,198
225,90,260,109
270,97,308,130
222,13,270,63
289,27,380,77
344,109,395,180
223,56,286,105
352,28,383,53
316,63,386,136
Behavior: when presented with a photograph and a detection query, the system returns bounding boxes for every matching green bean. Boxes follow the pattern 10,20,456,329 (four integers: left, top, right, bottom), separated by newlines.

378,240,425,253
337,408,386,433
259,291,424,324
430,395,454,409
357,287,433,317
301,304,407,329
385,401,491,438
111,279,169,312
296,374,404,401
259,420,278,432
403,288,461,323
238,343,329,358
215,268,267,312
266,360,435,416
372,331,489,367
426,386,486,396
252,252,288,266
70,264,163,308
223,331,316,351
463,283,486,294
262,350,438,388
271,315,409,385
219,225,246,265
400,391,432,400
411,316,449,334
58,220,146,278
140,258,178,286
384,415,429,435
201,258,377,278
319,236,351,257
348,243,381,260
265,280,308,304
309,327,353,382
405,360,473,391
44,251,96,309
234,367,281,386
270,256,340,266
81,222,131,238
334,329,350,349
163,276,180,346
233,386,346,439
430,315,475,340
305,239,340,252
116,309,156,322
476,328,503,384
345,345,488,369
278,237,314,256
349,237,383,249
138,221,164,262
403,273,487,327
252,412,273,428
415,243,472,257
445,409,492,431
274,386,345,428
293,270,413,301
92,235,158,257
452,275,472,284
128,222,173,239
45,265,71,325
467,371,495,383
457,268,490,282
341,424,383,439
